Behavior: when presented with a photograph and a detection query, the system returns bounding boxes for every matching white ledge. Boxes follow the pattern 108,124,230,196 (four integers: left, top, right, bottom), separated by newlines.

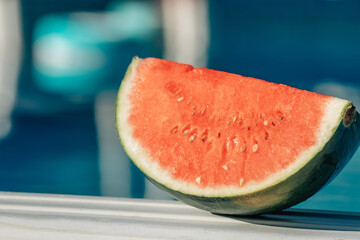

0,192,359,239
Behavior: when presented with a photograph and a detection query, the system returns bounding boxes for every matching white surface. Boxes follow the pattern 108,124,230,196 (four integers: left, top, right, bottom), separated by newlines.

0,192,358,239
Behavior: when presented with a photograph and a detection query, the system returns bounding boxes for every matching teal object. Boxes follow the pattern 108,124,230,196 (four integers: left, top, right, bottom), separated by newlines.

33,14,110,95
32,1,161,96
106,1,160,42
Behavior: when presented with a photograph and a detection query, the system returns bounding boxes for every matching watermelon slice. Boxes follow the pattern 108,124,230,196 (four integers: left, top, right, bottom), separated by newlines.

116,57,360,215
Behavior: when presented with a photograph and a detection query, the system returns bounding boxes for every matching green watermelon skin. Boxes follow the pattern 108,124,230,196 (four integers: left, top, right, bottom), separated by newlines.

116,57,360,215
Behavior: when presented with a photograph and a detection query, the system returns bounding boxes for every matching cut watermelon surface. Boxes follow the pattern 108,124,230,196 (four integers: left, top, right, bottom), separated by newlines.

116,57,360,215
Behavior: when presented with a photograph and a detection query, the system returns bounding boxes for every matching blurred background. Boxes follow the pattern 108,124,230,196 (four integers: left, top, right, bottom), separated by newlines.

0,0,359,211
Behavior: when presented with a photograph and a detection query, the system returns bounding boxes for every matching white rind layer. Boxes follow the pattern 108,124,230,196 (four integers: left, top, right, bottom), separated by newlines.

116,57,350,197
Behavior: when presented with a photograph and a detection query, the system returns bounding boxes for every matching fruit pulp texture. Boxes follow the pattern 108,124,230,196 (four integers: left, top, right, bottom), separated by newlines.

128,58,331,187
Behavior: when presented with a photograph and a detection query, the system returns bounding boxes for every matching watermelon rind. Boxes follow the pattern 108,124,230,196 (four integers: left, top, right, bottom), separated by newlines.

116,57,360,215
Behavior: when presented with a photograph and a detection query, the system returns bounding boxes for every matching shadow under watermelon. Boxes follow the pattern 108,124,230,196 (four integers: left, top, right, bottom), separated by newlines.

214,208,360,231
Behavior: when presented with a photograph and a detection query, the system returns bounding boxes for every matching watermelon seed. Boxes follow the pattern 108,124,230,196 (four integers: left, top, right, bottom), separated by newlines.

264,131,269,140
183,129,190,135
165,82,172,88
171,127,178,134
240,145,246,152
233,116,237,123
201,129,208,142
201,109,205,116
196,177,201,184
222,165,228,171
189,134,196,143
177,97,184,102
240,177,244,186
217,132,221,138
264,120,268,126
271,121,276,126
226,141,230,149
175,89,182,95
252,144,259,153
165,81,177,92
279,115,284,120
